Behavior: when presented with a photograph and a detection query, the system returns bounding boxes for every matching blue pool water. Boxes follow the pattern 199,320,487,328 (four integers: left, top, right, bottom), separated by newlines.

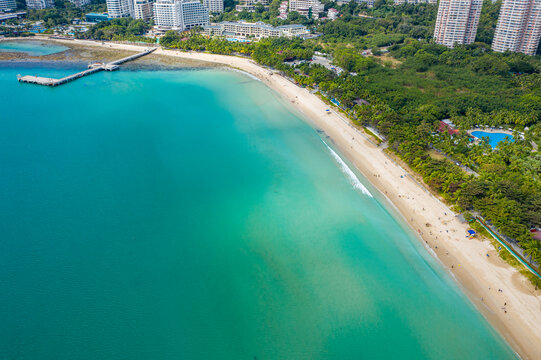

0,41,69,56
472,131,514,149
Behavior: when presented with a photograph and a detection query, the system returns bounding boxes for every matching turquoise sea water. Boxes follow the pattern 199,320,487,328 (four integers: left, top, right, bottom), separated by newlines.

0,41,68,56
0,62,517,359
472,131,514,149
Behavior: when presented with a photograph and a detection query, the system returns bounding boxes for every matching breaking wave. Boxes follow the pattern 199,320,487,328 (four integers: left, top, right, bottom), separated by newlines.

323,141,372,197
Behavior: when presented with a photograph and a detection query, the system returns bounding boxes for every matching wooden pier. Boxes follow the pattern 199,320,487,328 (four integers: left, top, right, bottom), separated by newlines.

17,47,156,87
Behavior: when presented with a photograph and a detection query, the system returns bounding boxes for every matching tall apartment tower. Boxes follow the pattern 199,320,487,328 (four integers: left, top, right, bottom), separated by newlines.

180,0,209,28
25,0,54,9
492,0,541,55
203,0,223,13
394,0,437,4
433,0,483,47
154,0,181,27
154,0,209,29
134,0,154,20
0,0,17,12
106,0,135,18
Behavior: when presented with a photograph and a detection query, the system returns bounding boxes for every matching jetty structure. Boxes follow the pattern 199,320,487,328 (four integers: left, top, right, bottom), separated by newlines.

17,47,157,86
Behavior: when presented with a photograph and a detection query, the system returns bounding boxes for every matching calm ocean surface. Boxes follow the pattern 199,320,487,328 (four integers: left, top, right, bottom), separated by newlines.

0,60,517,359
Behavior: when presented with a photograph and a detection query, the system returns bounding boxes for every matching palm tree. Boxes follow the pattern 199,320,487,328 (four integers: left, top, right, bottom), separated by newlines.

522,240,541,264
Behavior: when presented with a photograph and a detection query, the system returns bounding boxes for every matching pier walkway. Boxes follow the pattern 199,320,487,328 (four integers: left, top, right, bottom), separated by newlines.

17,47,156,87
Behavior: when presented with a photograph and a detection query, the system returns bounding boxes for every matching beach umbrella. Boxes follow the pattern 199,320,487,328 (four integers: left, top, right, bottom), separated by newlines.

467,230,476,236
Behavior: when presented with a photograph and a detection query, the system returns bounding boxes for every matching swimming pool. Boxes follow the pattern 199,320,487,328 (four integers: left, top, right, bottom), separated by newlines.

471,131,514,149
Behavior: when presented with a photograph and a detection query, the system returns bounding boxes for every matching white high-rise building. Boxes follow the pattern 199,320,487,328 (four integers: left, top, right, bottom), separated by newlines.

203,0,223,13
154,0,208,30
25,0,54,9
289,0,324,18
154,0,180,27
0,0,17,12
134,0,154,20
181,0,209,28
394,0,436,4
236,0,270,12
433,0,483,47
68,0,91,6
492,0,541,55
106,0,135,18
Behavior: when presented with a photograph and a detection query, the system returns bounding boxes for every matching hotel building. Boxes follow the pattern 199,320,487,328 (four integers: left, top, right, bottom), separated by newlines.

203,21,308,38
433,0,483,47
134,0,154,20
106,0,135,17
0,0,16,11
236,0,270,12
25,0,54,9
289,0,324,18
203,0,223,13
68,0,91,6
492,0,541,55
154,0,209,30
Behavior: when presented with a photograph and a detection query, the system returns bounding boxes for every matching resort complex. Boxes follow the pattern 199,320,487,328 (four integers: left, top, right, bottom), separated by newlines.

203,21,308,39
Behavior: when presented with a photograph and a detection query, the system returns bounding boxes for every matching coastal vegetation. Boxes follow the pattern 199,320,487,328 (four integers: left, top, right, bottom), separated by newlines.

78,18,154,42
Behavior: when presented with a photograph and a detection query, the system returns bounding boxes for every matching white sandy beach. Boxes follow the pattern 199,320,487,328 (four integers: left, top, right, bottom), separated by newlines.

17,38,541,359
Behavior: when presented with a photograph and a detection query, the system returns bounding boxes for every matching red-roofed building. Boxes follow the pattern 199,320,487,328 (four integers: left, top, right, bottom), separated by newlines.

438,119,459,135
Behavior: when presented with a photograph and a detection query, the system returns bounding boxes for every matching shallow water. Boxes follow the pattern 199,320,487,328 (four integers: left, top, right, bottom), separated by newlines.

0,40,69,56
0,62,518,359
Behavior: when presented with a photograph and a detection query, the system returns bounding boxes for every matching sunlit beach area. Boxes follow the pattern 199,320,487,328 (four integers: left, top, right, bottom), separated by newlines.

1,2,540,355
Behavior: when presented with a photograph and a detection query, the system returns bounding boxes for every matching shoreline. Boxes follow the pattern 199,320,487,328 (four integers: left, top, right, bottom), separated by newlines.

9,37,541,359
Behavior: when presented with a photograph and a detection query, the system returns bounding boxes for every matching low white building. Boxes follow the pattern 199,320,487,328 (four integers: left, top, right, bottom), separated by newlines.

68,0,91,6
327,8,338,19
25,0,54,9
289,0,324,19
203,21,308,38
235,0,270,12
277,0,288,19
336,0,374,7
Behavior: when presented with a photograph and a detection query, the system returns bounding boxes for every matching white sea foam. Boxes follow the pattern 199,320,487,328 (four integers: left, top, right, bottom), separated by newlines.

228,68,261,82
323,141,372,197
